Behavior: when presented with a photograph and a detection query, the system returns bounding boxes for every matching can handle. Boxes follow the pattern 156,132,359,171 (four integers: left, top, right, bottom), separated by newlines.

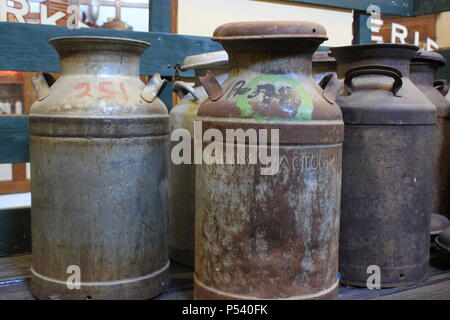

141,74,167,103
344,64,403,97
32,72,55,101
172,81,201,101
319,73,342,104
199,71,225,101
434,79,449,97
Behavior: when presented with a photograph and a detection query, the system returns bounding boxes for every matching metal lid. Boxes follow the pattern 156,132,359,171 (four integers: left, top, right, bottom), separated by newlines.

313,51,336,63
212,21,328,41
436,227,450,252
49,36,150,48
412,50,447,66
181,50,228,71
431,213,450,236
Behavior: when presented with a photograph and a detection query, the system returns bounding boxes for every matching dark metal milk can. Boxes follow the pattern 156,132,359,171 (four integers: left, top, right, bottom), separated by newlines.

410,51,450,220
29,36,169,300
194,21,344,300
169,51,228,266
332,44,436,288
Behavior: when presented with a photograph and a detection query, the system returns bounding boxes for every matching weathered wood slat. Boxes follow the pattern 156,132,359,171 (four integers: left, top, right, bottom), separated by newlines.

0,208,31,257
414,0,450,16
0,116,29,164
149,0,172,33
284,0,413,16
0,22,223,77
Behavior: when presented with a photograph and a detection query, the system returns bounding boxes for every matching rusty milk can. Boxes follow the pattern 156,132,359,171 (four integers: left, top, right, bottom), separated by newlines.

194,21,344,300
169,51,228,266
332,44,436,287
410,51,450,220
29,36,169,299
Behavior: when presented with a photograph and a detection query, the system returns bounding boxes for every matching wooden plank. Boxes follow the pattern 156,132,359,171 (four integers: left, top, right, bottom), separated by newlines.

414,0,450,16
283,0,413,16
12,164,26,181
352,11,372,44
374,279,450,300
379,13,437,45
0,116,29,164
0,255,30,282
0,180,30,195
0,208,31,257
0,22,222,77
149,0,172,33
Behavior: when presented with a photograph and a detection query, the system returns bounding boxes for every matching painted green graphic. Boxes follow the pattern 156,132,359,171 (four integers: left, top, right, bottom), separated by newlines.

228,75,314,121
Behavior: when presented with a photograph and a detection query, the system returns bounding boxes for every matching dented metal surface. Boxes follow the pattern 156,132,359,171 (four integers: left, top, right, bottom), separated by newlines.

332,44,436,288
194,21,344,300
29,36,169,300
410,51,450,220
169,52,229,267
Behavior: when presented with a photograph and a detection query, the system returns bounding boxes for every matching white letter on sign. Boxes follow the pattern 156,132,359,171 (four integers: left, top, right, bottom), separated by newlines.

40,3,65,25
391,23,408,44
0,0,30,23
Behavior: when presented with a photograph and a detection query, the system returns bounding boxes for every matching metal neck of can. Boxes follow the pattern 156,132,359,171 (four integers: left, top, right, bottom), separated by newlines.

331,44,419,79
410,63,437,87
49,36,149,77
222,42,318,76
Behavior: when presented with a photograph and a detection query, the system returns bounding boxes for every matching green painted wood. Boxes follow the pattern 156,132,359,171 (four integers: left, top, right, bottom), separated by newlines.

149,0,172,33
352,11,372,45
414,0,450,15
0,22,222,77
0,208,31,257
283,0,413,16
0,116,29,164
436,50,450,85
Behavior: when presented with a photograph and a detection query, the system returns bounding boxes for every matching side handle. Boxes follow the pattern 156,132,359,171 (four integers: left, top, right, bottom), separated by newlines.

344,64,403,97
319,73,342,104
199,71,224,101
32,72,55,101
141,74,167,103
172,81,200,101
434,79,449,97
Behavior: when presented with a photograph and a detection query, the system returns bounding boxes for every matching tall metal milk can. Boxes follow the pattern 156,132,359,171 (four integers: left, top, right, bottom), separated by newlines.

29,36,169,300
169,51,228,266
332,44,436,287
194,21,344,300
410,51,450,220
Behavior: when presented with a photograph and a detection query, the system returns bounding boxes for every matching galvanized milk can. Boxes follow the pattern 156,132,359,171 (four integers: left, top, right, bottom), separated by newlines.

195,21,344,300
312,51,337,85
29,36,169,300
169,51,228,266
410,51,450,220
332,44,436,287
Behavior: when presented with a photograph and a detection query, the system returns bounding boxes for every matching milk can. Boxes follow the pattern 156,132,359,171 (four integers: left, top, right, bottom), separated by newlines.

434,79,450,103
169,51,228,266
29,36,169,300
312,51,337,86
332,44,436,287
195,21,344,300
410,51,450,220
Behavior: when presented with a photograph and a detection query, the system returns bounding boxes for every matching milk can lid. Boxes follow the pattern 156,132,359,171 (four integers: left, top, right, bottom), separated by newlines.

412,50,447,66
313,51,336,63
212,21,328,41
436,227,450,252
181,50,228,71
